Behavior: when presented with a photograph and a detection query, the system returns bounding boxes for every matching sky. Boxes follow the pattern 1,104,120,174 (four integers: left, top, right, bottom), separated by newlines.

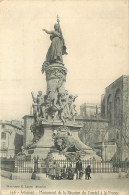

0,0,128,120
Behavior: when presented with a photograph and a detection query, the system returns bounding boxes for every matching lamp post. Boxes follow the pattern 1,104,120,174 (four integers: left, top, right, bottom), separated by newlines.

105,145,107,162
102,142,104,161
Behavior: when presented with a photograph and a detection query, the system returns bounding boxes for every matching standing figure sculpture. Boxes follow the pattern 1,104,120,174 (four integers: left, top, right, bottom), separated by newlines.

42,16,67,72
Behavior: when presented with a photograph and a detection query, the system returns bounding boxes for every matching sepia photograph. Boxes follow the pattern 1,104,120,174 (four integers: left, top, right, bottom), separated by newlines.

0,0,129,195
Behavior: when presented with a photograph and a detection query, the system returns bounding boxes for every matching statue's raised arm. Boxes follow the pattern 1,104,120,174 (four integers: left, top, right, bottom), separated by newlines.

42,16,67,73
42,29,54,35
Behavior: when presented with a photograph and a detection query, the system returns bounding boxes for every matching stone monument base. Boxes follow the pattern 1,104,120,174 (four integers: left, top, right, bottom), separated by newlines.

23,121,100,161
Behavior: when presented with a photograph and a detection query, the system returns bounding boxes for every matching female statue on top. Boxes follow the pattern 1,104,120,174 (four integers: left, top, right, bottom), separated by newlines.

42,16,67,72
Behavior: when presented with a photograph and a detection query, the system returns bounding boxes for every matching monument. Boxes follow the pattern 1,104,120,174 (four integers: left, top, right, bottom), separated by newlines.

24,16,99,161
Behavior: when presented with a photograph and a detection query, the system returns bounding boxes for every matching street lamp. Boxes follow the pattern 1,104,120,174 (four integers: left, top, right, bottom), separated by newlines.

105,145,107,162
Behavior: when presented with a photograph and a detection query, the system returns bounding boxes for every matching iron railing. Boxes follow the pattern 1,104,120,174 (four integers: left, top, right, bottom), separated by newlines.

1,158,129,173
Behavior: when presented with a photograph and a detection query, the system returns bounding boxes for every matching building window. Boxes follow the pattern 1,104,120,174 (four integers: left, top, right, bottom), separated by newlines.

1,152,7,158
114,89,122,127
1,142,7,149
1,132,6,139
107,94,112,124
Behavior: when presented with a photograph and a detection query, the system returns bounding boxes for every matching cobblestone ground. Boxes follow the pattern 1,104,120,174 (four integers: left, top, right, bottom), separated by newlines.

1,174,129,195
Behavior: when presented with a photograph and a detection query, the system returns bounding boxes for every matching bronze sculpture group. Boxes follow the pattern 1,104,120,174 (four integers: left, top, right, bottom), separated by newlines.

31,90,77,123
31,17,77,125
29,17,89,159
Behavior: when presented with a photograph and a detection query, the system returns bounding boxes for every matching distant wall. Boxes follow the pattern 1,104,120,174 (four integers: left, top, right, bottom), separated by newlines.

76,118,108,148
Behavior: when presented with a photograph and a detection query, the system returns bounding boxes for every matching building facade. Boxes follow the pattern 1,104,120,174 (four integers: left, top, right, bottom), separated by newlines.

0,121,23,158
94,141,117,161
101,75,129,160
80,103,101,119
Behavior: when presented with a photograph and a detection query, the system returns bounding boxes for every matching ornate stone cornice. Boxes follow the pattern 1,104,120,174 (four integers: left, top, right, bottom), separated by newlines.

45,64,67,81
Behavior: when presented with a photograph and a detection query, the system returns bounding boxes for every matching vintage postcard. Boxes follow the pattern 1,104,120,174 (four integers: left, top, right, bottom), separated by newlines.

0,0,129,195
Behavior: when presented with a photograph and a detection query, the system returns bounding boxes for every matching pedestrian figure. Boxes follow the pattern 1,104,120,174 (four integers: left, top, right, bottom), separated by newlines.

61,165,67,179
76,158,83,179
67,164,74,180
56,163,61,180
85,165,91,180
49,161,56,180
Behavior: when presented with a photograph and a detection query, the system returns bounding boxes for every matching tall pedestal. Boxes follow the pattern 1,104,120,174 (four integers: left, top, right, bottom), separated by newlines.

25,63,100,161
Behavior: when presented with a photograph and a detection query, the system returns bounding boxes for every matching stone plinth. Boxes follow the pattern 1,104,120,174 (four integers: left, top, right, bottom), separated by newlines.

27,121,83,159
35,121,82,143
